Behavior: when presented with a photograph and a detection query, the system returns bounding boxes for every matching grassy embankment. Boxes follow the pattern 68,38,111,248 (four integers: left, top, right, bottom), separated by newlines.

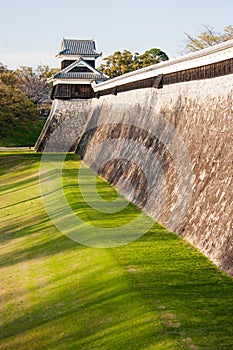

0,150,233,350
0,119,44,147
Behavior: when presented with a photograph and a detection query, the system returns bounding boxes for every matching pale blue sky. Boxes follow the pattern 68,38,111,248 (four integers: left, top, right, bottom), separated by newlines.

1,0,233,69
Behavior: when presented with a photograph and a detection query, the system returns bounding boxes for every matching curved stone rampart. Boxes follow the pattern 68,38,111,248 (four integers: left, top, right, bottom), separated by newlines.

35,99,92,152
77,75,233,275
35,41,233,275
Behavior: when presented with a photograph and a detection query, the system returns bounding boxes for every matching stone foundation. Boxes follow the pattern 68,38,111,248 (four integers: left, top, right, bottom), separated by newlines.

35,74,233,276
76,75,233,275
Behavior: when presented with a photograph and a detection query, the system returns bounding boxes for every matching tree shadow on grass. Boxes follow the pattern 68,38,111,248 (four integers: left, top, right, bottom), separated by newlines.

1,221,233,349
0,174,40,195
1,153,233,349
0,194,42,210
0,257,176,350
0,153,42,174
0,222,85,269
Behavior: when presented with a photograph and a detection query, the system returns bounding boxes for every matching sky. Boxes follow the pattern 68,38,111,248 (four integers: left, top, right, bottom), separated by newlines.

0,0,233,70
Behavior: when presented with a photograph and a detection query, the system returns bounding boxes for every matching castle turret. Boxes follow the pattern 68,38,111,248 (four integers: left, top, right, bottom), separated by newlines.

49,39,108,99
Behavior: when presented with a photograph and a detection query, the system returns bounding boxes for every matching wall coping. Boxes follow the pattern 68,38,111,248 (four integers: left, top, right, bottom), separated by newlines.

92,39,233,91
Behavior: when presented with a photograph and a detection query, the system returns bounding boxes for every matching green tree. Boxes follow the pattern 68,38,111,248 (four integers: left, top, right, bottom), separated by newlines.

0,65,43,146
136,48,169,69
99,48,169,78
0,80,37,128
98,50,134,78
184,25,233,52
0,64,17,86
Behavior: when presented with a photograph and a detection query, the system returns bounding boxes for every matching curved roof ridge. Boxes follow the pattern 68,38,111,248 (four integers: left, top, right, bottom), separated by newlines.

58,38,101,57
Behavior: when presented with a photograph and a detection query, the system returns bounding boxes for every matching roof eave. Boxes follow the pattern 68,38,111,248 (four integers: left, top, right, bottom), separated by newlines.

56,53,101,58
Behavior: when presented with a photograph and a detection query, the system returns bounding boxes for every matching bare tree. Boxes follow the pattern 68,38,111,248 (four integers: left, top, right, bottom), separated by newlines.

184,25,233,52
16,65,56,106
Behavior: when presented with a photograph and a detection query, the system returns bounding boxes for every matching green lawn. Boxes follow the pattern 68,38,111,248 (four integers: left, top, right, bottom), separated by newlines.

0,150,233,350
0,119,45,147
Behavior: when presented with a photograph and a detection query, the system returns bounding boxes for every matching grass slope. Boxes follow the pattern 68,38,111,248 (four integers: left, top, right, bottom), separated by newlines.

0,151,233,350
0,120,45,147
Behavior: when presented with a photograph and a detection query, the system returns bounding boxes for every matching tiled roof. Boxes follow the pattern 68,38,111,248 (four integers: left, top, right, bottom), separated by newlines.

54,72,108,81
58,58,99,74
58,39,101,57
51,58,109,82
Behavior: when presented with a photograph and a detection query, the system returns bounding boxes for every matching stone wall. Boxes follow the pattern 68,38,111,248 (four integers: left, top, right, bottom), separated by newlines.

35,74,233,276
76,75,233,275
35,99,92,152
